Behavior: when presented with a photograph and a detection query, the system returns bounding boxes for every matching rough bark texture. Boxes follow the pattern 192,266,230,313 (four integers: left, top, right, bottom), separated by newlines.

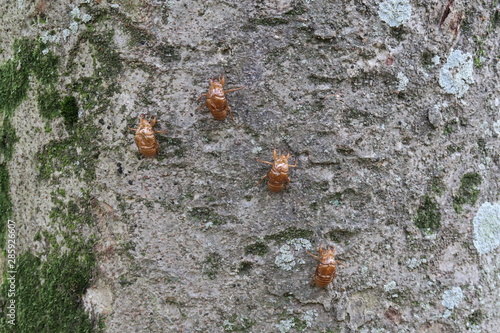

0,0,499,332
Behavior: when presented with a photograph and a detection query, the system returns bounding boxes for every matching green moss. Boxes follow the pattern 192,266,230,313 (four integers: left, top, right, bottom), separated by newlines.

292,316,308,331
37,86,62,120
453,172,482,213
60,95,79,127
68,31,122,111
158,136,184,158
223,314,255,332
467,309,483,325
155,44,181,64
443,119,458,135
0,59,30,116
237,261,253,275
477,138,487,154
189,207,229,226
0,246,97,332
0,117,18,162
13,38,59,85
322,192,343,206
72,77,105,111
50,199,93,230
244,241,269,256
0,38,59,116
0,164,12,248
414,195,442,233
421,50,436,67
36,125,100,182
203,252,222,279
41,230,59,249
429,177,446,196
87,32,123,80
327,230,354,244
446,144,463,154
264,227,313,244
0,184,100,330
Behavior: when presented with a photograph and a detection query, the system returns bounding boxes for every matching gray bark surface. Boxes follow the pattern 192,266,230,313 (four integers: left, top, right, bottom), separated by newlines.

0,0,499,332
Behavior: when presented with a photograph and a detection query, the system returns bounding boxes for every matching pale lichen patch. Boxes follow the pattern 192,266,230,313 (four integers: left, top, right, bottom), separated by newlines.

378,0,412,27
439,50,474,98
473,202,500,254
442,286,464,310
274,238,312,271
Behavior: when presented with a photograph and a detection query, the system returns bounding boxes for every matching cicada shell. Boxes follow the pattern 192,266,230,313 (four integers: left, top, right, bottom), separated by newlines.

256,148,297,192
307,245,346,288
129,115,165,157
196,75,244,120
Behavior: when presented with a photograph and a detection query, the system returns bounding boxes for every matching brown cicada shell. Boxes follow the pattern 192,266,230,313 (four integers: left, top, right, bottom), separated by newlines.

129,115,166,157
196,75,244,120
256,148,297,193
307,245,346,288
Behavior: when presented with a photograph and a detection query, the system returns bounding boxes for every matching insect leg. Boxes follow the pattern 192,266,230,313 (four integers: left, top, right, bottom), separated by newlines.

128,127,137,131
196,93,207,103
256,173,268,185
306,250,321,260
336,260,347,267
227,106,235,121
224,86,244,94
273,148,279,160
256,158,273,165
150,115,157,127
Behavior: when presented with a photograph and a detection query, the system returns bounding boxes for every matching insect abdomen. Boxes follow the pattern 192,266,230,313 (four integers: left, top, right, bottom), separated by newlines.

210,108,228,120
314,264,337,288
267,169,288,192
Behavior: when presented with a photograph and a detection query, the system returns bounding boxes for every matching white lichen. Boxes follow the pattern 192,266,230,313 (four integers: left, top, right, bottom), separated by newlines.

432,55,441,65
384,281,397,292
69,21,79,34
275,244,295,271
276,319,295,333
274,238,312,271
378,0,412,27
70,7,81,19
406,257,427,269
302,309,318,328
473,202,500,254
41,33,60,44
439,49,474,98
81,13,93,23
396,72,409,91
62,29,71,40
493,120,500,136
441,286,463,310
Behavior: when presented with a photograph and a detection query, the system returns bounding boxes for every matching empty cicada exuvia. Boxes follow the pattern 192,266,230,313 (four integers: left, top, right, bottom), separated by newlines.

307,245,346,288
129,115,166,157
196,75,244,120
256,148,297,192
